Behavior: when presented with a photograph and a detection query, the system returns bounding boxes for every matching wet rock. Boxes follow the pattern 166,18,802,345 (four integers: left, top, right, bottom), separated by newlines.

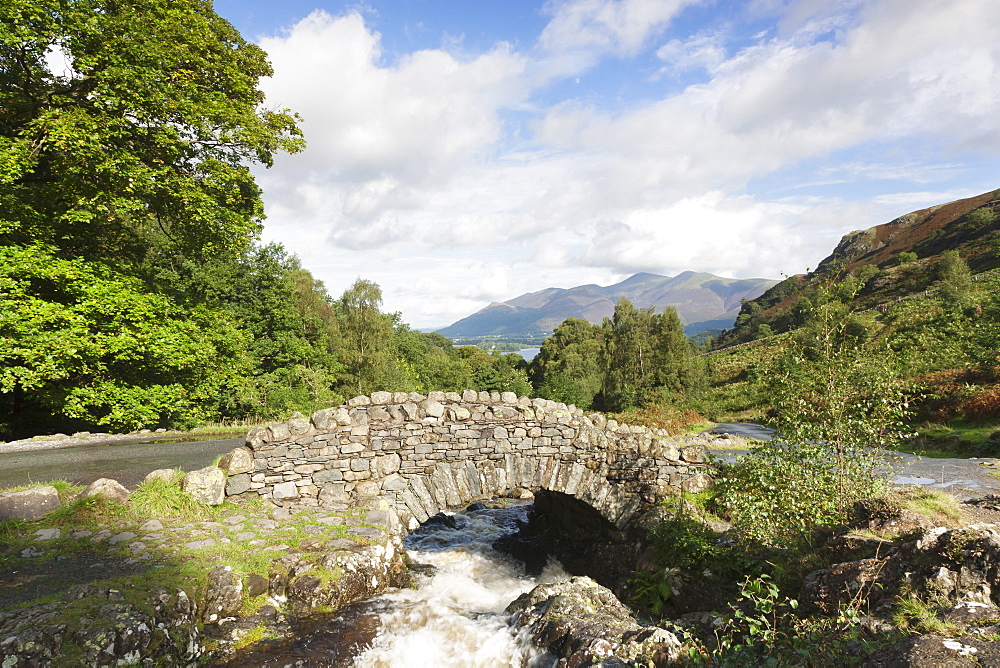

182,466,227,505
0,485,61,520
507,576,682,666
81,477,131,504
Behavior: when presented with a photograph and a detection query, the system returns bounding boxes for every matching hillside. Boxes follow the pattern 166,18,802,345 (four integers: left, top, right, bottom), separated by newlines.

716,188,1000,346
436,271,779,339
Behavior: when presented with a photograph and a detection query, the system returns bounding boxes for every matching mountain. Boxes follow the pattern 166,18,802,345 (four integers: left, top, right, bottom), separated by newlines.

716,188,1000,346
436,271,780,339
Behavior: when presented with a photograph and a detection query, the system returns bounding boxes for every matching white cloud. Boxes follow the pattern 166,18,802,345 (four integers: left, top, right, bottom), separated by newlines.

655,32,728,76
254,0,1000,329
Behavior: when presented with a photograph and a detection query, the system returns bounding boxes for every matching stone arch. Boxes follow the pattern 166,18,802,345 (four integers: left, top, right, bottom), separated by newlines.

233,391,714,531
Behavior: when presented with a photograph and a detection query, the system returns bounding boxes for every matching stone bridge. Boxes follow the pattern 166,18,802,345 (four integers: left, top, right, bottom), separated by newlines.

228,391,713,531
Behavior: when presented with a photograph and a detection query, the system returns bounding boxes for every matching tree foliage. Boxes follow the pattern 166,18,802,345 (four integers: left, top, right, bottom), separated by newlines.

0,0,303,264
0,244,249,432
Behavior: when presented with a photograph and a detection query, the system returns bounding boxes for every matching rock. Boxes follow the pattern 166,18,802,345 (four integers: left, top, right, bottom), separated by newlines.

680,444,708,463
272,481,299,500
246,573,269,597
226,473,252,496
181,466,227,506
203,566,243,623
139,519,163,531
419,399,445,418
680,473,714,494
507,576,681,665
218,447,255,474
81,478,131,504
0,485,61,520
143,468,178,485
34,528,61,540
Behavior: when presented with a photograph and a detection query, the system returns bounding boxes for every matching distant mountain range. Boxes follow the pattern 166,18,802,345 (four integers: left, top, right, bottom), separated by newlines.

436,271,780,339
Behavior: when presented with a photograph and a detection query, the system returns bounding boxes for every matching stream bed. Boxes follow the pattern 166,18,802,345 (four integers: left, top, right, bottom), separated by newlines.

227,502,567,667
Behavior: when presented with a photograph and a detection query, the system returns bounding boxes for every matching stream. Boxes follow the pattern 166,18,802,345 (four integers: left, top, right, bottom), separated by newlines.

231,502,567,667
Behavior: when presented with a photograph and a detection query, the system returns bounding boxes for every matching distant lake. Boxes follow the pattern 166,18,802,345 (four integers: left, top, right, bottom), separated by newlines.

504,347,540,361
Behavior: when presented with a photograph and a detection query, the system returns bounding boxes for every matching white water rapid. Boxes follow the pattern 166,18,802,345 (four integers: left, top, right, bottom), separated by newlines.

351,503,567,668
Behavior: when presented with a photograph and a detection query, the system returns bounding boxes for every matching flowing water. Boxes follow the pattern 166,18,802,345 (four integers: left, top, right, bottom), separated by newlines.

234,503,567,667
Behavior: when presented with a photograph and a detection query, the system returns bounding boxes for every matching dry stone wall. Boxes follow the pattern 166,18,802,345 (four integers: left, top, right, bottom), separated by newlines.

234,390,712,530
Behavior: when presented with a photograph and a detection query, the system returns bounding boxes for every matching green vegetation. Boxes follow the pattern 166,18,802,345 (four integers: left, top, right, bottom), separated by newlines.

530,300,703,414
0,1,536,439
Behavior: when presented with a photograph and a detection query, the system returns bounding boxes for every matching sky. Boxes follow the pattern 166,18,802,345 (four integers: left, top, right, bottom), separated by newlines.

210,0,1000,330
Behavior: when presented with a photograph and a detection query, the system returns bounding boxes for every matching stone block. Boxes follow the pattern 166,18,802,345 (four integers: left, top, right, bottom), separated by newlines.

371,391,392,405
226,473,251,496
218,446,255,474
355,480,380,496
348,395,372,406
420,399,445,418
269,423,291,442
314,469,344,485
288,417,310,435
449,406,471,421
144,468,177,485
382,474,409,491
272,481,299,499
368,406,390,422
351,458,371,472
0,485,61,521
182,466,227,505
680,444,708,464
374,453,402,477
342,443,364,454
427,391,446,401
681,473,714,494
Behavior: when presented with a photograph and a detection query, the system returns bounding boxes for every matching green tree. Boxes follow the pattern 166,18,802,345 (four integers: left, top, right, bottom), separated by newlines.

936,250,972,311
335,279,400,395
1,0,304,265
531,318,604,408
598,300,690,411
0,244,249,434
719,275,912,546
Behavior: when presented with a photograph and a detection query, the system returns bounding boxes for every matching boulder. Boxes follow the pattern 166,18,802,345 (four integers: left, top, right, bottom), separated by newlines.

143,469,178,485
507,576,682,665
217,447,254,475
0,485,62,520
81,478,131,504
181,466,227,506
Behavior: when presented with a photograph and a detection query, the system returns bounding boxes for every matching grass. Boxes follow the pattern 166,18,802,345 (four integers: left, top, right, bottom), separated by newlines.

892,588,958,635
897,419,1000,458
893,487,963,524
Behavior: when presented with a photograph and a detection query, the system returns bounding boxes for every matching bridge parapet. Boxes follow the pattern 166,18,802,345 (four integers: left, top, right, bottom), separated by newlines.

232,390,713,530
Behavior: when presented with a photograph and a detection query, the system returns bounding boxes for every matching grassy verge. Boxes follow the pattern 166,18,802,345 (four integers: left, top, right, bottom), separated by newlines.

894,419,1000,458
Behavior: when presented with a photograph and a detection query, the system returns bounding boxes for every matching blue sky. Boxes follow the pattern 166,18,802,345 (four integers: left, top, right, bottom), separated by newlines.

208,0,1000,329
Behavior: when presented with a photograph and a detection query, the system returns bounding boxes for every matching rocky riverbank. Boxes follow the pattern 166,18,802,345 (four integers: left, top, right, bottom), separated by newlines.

0,471,408,666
